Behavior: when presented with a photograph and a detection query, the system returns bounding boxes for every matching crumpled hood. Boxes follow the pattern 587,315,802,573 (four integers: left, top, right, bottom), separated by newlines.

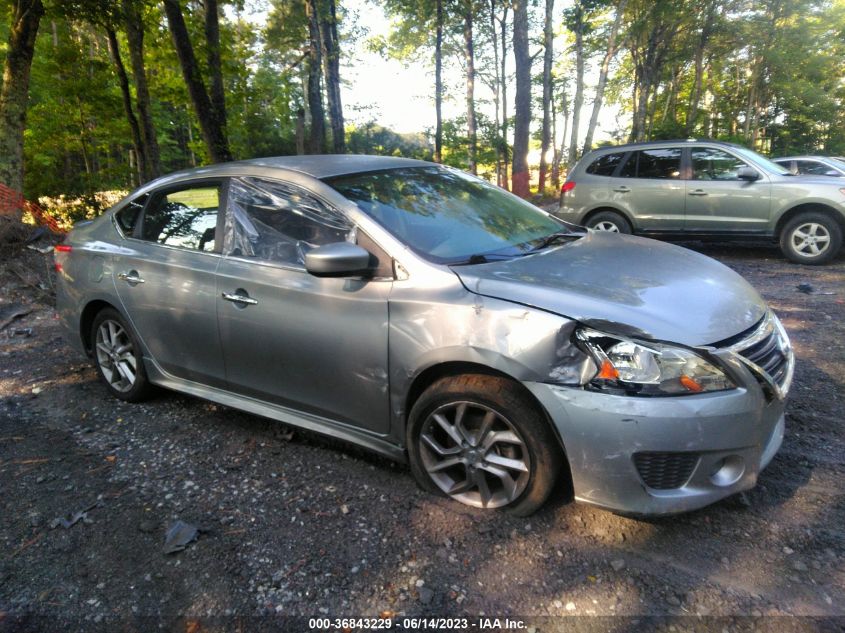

452,232,767,346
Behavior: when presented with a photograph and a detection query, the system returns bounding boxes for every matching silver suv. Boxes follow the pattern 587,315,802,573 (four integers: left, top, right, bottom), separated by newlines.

558,140,845,264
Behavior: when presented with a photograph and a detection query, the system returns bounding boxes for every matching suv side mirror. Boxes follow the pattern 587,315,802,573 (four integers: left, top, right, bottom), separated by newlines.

736,167,760,181
305,242,372,277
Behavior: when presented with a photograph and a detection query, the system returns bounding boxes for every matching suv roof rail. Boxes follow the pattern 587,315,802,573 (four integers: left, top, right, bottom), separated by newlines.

590,138,745,152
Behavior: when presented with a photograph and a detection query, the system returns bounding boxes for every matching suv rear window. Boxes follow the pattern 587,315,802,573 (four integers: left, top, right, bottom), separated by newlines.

619,148,682,179
585,152,626,176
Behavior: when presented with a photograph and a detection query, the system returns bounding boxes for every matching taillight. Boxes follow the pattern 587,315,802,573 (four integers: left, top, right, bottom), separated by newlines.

54,244,72,272
561,181,575,194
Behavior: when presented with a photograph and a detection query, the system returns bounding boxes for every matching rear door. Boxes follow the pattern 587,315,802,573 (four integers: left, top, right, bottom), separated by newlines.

215,176,392,434
684,146,771,233
113,180,227,386
609,147,685,231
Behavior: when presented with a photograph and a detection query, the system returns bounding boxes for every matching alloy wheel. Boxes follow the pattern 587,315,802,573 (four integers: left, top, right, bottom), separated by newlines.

95,319,137,393
592,221,620,232
790,222,831,257
418,401,531,508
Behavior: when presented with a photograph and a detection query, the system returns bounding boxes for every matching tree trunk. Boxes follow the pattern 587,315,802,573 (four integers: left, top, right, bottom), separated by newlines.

582,0,627,153
319,0,345,153
567,3,584,168
538,0,554,192
106,27,144,188
434,0,443,163
490,0,502,186
463,5,477,174
162,0,232,163
558,83,569,180
511,0,531,198
123,0,161,180
685,2,716,135
305,0,325,154
204,0,227,141
500,3,509,189
0,0,44,201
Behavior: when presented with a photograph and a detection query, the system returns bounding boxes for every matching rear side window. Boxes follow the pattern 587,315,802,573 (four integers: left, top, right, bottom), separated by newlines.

795,160,834,176
585,152,625,176
620,149,682,179
114,194,148,236
140,185,220,251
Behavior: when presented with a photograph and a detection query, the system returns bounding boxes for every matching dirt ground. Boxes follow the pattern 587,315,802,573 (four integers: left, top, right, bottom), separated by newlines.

0,236,844,633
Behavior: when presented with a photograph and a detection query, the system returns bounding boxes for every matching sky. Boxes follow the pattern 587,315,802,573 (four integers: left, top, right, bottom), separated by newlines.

239,0,626,153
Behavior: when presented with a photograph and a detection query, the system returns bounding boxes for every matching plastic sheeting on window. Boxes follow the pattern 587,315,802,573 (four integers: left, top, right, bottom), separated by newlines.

225,177,354,266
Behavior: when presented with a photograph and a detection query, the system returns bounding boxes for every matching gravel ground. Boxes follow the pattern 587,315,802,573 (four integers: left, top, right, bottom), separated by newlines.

0,238,844,632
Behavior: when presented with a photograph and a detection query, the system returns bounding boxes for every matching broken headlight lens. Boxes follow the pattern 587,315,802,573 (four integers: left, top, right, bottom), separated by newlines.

576,328,735,396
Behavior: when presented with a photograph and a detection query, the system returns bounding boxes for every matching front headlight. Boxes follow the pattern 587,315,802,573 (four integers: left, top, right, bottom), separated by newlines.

576,328,735,396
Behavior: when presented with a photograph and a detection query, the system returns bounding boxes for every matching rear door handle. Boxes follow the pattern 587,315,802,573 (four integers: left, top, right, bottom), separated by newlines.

613,186,631,193
688,189,708,196
117,271,145,284
222,292,258,306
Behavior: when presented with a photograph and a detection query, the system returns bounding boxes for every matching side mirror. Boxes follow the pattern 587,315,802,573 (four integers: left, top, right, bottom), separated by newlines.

305,242,372,278
736,167,760,181
824,170,841,177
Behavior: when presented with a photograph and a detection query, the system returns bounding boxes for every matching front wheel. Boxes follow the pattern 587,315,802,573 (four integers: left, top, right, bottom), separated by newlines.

407,374,561,516
585,210,632,234
91,308,153,402
779,212,842,265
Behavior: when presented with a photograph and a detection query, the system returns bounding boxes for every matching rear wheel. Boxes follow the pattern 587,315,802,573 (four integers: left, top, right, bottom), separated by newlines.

407,374,560,516
91,308,153,402
585,210,632,234
779,212,842,265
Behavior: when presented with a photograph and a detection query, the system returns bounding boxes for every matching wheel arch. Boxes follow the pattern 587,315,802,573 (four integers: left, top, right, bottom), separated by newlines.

775,203,845,238
582,206,636,231
79,300,122,356
404,361,574,496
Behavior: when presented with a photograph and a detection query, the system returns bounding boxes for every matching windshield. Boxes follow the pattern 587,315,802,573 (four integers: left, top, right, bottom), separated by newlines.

827,157,845,171
731,146,791,175
326,166,570,264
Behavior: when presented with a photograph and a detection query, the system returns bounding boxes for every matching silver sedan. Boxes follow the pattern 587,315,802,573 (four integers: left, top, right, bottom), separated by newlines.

54,156,792,516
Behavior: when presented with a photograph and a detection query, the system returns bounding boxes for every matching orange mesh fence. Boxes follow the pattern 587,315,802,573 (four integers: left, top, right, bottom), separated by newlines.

0,182,66,234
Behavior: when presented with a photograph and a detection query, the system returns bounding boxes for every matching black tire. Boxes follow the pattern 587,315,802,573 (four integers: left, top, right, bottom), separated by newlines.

407,374,561,516
90,308,153,402
779,212,842,265
585,210,632,234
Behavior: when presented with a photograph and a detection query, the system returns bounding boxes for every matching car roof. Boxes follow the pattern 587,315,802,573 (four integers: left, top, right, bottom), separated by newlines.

169,154,431,180
773,155,835,161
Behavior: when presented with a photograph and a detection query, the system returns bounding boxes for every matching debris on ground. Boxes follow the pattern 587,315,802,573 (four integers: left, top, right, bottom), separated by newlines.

163,520,204,554
49,501,101,529
0,303,31,331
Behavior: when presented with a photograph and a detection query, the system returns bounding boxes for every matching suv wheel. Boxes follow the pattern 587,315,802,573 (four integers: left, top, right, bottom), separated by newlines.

779,212,842,265
407,374,561,516
585,211,632,234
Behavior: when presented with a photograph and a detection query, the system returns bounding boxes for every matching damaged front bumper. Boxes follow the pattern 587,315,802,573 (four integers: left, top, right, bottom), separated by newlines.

525,364,786,515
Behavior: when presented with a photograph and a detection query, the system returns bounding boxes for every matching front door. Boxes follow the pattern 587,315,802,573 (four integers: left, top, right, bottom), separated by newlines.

215,176,392,434
684,147,772,233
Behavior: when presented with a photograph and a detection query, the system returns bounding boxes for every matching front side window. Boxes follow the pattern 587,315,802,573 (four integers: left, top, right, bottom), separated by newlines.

619,149,681,179
140,186,219,251
586,152,625,176
690,148,751,181
326,166,567,264
225,177,353,266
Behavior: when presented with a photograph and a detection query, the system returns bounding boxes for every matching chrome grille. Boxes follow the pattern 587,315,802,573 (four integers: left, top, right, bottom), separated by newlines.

727,313,794,399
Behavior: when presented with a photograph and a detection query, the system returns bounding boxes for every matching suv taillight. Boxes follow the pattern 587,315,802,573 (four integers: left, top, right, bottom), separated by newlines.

561,181,575,194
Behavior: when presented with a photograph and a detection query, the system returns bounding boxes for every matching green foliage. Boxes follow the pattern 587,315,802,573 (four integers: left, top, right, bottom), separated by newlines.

347,122,432,160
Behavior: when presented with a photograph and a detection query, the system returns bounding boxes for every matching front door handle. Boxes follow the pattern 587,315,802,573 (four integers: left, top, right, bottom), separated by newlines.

613,186,631,193
117,271,145,284
688,189,708,196
222,292,258,306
